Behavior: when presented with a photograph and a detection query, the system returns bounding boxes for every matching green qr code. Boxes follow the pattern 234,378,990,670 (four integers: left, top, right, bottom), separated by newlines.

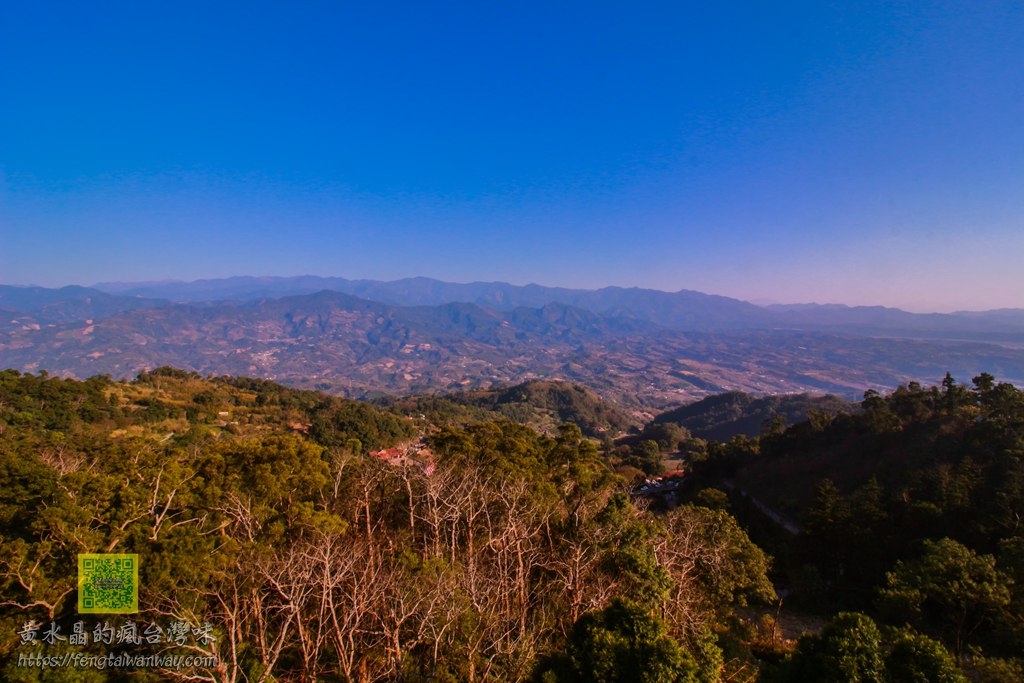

78,554,139,614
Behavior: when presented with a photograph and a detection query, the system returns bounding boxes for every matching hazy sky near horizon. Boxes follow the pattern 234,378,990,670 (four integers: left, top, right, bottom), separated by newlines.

1,1,1022,313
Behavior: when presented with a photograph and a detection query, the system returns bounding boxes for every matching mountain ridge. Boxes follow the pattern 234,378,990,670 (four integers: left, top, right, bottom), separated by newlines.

3,283,1024,410
82,275,1024,341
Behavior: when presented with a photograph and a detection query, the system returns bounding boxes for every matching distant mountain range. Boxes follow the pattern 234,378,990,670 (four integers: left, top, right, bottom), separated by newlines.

2,277,1022,410
89,275,1024,340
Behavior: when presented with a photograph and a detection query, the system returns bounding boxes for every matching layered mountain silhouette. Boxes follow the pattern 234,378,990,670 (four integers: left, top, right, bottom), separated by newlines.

2,278,1022,409
91,275,1024,340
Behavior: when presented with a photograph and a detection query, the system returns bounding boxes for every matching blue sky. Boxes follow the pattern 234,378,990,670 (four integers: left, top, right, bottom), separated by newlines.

1,1,1022,312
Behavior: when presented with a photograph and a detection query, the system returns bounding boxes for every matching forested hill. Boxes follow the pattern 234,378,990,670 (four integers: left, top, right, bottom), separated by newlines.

0,368,776,682
3,368,1024,680
649,391,857,441
685,373,1024,681
720,374,1024,540
0,366,417,453
388,379,638,437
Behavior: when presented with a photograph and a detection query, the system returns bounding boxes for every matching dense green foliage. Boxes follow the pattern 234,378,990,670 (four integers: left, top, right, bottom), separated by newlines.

533,599,698,683
0,370,771,682
764,612,966,683
390,379,636,438
650,391,855,442
684,373,1024,677
6,367,1021,680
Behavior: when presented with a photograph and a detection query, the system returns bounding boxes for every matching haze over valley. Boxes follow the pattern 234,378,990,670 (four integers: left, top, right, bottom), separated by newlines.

3,276,1022,410
3,3,1024,680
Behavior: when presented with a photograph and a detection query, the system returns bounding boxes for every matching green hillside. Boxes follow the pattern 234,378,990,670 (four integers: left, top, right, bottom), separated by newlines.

4,368,1020,681
684,374,1024,679
650,391,856,441
390,379,637,437
0,369,772,682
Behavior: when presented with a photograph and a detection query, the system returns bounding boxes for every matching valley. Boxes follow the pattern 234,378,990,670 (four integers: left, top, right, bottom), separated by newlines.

3,278,1023,411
